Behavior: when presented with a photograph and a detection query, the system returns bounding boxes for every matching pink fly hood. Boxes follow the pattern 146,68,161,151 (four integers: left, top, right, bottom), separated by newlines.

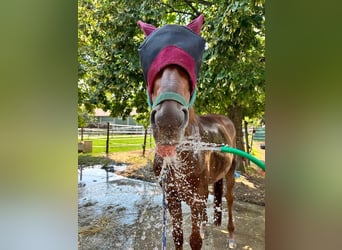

137,15,206,103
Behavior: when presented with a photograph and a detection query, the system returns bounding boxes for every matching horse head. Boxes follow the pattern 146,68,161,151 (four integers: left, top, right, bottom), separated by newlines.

137,15,206,157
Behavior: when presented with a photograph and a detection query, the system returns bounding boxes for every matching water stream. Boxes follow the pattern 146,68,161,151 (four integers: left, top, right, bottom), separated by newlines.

176,137,225,153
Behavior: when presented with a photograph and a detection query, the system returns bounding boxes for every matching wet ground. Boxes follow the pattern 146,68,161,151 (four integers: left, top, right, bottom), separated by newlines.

78,166,264,250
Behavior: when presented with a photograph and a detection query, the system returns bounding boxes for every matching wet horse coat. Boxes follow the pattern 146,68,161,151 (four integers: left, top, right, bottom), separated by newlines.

138,15,237,249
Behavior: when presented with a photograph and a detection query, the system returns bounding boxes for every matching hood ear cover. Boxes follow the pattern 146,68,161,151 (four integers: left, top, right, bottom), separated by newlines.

137,15,206,107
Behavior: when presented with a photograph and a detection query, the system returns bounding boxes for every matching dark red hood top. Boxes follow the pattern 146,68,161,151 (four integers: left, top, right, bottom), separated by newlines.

137,15,206,102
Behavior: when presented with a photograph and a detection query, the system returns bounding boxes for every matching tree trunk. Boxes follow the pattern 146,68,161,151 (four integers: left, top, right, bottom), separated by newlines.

244,120,250,166
228,105,245,172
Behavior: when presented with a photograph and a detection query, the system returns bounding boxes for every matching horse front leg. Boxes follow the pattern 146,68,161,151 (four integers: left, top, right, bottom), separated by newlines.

167,196,183,250
189,197,207,250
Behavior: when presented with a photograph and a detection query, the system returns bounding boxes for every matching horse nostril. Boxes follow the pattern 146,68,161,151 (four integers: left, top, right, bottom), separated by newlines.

150,109,157,128
181,107,189,128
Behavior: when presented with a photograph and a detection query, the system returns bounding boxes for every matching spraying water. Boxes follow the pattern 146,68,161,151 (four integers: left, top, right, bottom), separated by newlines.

177,140,223,152
177,138,266,171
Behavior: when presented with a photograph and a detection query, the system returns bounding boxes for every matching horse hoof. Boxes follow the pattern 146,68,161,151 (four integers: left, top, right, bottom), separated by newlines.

227,238,237,249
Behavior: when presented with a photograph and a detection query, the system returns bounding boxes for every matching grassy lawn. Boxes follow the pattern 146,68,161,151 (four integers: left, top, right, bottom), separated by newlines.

78,154,114,166
78,135,155,168
78,135,155,154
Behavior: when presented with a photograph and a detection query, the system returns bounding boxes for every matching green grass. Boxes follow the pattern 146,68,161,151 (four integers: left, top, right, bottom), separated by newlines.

78,135,155,154
78,154,113,166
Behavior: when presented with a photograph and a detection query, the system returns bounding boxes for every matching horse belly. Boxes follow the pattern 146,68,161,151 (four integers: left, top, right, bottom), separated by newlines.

207,152,233,184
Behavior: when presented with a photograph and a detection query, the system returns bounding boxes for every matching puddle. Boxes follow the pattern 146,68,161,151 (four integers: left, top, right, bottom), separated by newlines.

78,166,264,249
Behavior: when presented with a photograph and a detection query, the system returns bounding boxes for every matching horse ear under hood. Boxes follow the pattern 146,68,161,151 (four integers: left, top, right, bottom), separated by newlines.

137,15,206,106
137,20,157,37
186,14,204,35
137,14,204,37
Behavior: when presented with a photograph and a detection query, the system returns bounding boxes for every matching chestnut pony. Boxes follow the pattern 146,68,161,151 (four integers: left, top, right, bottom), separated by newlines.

138,15,237,249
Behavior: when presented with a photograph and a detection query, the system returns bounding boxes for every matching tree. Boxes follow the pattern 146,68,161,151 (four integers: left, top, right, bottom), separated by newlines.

134,111,151,157
78,0,154,117
78,104,95,141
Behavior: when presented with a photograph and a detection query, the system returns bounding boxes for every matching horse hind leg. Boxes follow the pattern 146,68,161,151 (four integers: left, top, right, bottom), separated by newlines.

213,178,223,226
226,160,237,249
199,204,208,240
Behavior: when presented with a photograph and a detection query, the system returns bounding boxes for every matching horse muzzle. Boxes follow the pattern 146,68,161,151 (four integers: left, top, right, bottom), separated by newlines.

151,101,189,157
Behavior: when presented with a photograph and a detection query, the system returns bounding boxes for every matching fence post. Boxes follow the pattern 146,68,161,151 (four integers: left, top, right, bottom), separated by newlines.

79,165,83,181
142,128,147,157
106,122,109,156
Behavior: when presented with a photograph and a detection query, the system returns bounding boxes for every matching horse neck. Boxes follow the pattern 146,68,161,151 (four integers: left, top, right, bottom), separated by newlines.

185,108,200,136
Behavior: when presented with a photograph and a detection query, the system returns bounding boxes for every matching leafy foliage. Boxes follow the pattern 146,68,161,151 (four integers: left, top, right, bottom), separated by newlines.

78,0,152,118
197,0,265,118
78,104,95,128
78,0,265,138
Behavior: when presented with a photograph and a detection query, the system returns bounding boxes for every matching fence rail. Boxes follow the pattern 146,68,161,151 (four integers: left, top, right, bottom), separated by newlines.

78,125,154,154
78,124,264,154
78,124,152,139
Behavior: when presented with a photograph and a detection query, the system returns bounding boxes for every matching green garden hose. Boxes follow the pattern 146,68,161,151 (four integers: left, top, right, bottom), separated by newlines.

220,146,265,171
